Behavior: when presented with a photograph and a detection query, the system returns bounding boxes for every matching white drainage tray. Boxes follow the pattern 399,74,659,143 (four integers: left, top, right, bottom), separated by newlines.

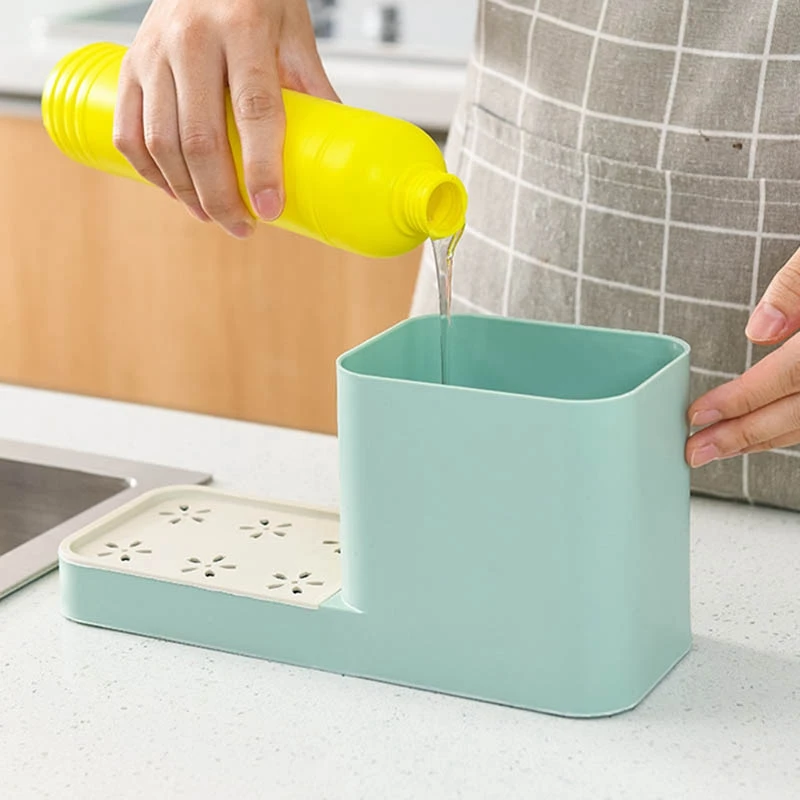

59,486,342,610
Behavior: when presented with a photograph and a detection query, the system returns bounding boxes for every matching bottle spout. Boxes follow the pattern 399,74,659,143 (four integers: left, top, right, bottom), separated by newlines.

399,169,468,240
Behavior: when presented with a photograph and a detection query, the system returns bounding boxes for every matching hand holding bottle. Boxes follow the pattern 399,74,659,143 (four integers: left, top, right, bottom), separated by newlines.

113,0,339,238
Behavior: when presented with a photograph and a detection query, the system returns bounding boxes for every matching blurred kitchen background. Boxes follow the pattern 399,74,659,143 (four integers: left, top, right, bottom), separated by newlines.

6,0,477,135
0,1,478,435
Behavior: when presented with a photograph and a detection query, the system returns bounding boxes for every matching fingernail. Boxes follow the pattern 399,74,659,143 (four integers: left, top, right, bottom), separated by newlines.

230,221,255,239
691,409,723,427
690,443,720,468
746,302,787,342
253,189,283,221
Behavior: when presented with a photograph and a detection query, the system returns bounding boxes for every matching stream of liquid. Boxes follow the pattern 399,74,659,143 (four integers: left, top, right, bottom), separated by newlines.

431,225,465,384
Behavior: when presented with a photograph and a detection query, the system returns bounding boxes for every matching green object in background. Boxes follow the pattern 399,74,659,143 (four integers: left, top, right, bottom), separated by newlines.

60,314,691,717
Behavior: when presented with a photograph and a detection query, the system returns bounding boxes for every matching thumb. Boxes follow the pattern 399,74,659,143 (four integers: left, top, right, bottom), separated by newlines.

746,246,800,344
280,48,341,103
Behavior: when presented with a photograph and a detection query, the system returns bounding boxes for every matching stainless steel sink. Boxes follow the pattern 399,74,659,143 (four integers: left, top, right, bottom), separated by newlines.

0,439,209,599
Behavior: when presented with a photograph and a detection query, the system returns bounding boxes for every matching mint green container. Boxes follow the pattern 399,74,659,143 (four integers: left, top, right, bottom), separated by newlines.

336,314,692,716
58,313,691,719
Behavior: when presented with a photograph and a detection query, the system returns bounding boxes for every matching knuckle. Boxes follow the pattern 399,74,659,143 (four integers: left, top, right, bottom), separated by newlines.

170,183,199,203
223,5,268,31
785,357,800,393
118,52,138,80
200,193,242,221
135,164,166,187
112,127,139,157
233,84,283,122
143,128,176,158
738,419,771,450
722,374,753,416
167,17,208,48
180,128,222,160
720,422,760,453
736,377,764,416
126,35,163,70
741,393,760,416
244,156,278,183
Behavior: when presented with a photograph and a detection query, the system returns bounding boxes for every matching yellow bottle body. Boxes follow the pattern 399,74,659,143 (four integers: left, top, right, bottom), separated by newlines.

41,43,467,257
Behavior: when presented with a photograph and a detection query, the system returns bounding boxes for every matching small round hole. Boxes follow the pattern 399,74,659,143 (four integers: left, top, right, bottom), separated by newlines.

179,505,189,512
205,569,215,578
292,586,302,595
425,179,465,238
260,519,269,526
120,554,131,562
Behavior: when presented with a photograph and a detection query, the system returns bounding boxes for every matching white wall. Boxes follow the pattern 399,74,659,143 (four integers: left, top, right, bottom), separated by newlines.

335,0,479,57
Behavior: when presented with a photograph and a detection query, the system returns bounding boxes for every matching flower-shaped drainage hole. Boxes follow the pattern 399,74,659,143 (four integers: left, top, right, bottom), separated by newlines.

98,540,152,562
159,505,211,524
181,554,236,578
268,571,324,594
240,519,292,539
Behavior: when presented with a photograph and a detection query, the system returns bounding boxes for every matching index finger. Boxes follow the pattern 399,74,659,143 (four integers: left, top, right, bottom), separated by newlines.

688,333,800,426
225,35,286,222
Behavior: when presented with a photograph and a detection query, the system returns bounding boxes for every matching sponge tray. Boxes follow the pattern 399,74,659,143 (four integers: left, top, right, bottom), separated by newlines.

58,486,342,610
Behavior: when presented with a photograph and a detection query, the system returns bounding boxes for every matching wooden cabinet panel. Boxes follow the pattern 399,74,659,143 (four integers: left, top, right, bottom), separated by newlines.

0,115,422,433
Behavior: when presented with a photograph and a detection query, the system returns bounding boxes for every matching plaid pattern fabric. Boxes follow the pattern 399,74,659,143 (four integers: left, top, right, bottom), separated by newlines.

411,0,800,510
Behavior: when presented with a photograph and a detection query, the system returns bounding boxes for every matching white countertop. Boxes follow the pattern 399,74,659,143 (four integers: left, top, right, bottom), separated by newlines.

0,383,799,799
0,0,466,130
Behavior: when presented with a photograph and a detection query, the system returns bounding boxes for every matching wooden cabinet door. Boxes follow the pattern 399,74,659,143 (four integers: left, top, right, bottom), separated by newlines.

0,114,422,433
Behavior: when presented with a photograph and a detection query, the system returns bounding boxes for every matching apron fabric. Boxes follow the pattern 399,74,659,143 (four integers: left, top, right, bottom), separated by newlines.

411,0,800,510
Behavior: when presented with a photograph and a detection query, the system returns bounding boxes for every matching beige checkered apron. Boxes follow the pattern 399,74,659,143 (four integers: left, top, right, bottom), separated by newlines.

411,0,800,510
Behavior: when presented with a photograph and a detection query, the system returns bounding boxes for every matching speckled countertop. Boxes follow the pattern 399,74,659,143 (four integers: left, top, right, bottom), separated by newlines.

0,384,798,799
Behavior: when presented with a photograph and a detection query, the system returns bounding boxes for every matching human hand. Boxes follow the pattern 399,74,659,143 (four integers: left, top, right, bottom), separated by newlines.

113,0,339,238
686,247,800,467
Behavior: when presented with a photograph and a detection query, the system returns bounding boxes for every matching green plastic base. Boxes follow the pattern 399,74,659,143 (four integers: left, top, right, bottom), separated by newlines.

60,563,689,717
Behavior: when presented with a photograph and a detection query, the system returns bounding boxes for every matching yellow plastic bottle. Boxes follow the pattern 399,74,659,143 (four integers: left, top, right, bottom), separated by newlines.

41,42,467,258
